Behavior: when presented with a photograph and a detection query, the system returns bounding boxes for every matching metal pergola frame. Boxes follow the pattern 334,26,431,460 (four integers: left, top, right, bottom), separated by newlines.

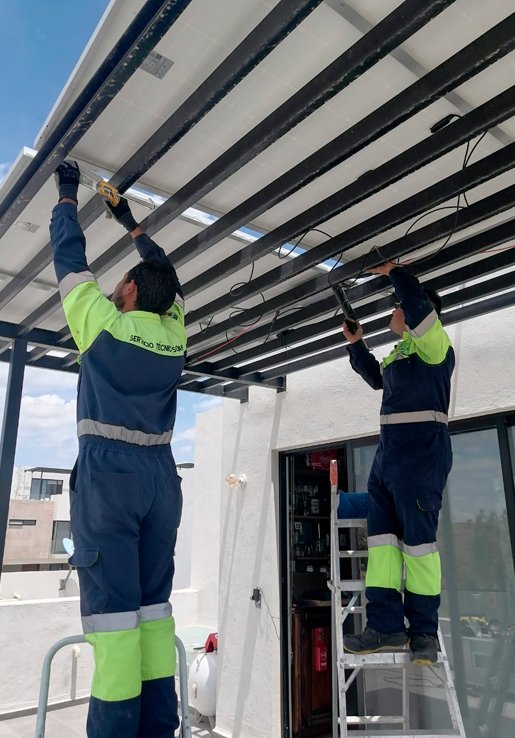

1,0,515,574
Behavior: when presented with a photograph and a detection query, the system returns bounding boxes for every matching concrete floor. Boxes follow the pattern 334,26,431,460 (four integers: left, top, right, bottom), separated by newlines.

0,701,213,737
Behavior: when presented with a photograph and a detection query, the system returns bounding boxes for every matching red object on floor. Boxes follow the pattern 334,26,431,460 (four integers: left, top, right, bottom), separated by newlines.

205,633,218,652
312,626,328,672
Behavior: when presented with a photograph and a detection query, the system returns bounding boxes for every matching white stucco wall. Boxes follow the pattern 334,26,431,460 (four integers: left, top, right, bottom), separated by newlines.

0,588,198,713
189,407,223,628
211,305,515,738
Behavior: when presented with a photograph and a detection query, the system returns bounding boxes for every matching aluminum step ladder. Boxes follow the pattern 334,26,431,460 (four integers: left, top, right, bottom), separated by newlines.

328,460,466,738
35,634,192,738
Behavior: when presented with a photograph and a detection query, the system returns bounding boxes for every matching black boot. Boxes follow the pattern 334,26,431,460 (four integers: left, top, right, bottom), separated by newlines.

410,633,439,665
343,627,408,654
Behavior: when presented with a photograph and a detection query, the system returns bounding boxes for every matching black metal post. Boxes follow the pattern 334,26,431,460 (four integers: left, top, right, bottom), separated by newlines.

0,339,27,580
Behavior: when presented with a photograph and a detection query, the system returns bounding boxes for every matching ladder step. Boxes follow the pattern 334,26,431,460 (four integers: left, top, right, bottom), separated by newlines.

340,652,445,667
339,731,461,737
347,715,405,725
337,580,365,591
340,550,369,558
337,518,367,527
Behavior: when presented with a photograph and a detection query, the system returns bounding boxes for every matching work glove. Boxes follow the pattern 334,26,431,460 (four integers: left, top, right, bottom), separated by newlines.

105,197,138,233
54,160,80,202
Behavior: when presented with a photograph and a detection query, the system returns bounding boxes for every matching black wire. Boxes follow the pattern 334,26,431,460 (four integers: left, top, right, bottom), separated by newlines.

278,228,334,260
398,130,488,268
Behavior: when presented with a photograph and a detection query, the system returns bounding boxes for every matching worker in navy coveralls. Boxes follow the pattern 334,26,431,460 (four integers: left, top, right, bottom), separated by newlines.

342,261,454,665
51,161,186,737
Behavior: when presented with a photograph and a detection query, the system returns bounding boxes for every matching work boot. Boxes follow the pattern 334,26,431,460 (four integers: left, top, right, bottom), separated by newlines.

410,633,439,665
343,627,408,654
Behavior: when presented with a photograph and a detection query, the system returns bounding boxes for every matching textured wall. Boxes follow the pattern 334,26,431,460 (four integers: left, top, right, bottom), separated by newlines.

213,305,515,738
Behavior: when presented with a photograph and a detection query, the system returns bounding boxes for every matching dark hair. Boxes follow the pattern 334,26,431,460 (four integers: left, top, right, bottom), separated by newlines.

127,261,177,314
424,288,442,316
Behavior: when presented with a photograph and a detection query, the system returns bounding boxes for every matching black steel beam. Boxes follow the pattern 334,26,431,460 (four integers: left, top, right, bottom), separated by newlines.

0,0,322,313
10,0,456,338
0,0,193,239
0,321,77,353
19,149,515,369
237,268,515,378
187,86,515,325
185,245,515,383
184,203,515,367
257,285,515,381
0,350,79,375
177,14,515,287
187,148,515,352
0,340,27,578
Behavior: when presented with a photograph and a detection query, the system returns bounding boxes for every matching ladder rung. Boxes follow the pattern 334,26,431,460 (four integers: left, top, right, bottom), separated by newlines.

340,550,369,558
347,715,405,725
337,580,365,591
337,518,367,527
342,605,365,613
340,652,444,667
338,728,460,738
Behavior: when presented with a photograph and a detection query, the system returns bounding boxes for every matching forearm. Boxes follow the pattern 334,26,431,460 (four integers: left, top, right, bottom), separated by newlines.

50,202,90,284
347,340,383,390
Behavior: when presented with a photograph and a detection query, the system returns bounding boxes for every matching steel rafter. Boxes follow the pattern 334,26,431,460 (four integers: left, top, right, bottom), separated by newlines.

183,244,515,385
183,248,515,391
0,0,194,238
177,14,515,289
187,144,515,353
0,0,323,313
5,0,457,342
256,282,515,381
186,87,515,327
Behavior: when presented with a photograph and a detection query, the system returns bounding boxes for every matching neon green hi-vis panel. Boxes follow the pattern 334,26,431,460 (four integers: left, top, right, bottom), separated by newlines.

85,627,141,702
62,278,186,358
403,546,441,596
140,617,176,681
365,535,403,591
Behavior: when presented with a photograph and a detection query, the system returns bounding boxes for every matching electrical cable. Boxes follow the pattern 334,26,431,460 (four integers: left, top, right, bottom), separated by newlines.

259,588,280,640
396,130,490,268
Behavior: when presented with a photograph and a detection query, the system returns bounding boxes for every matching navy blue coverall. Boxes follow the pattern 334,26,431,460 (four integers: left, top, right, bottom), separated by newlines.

347,267,454,636
50,203,186,738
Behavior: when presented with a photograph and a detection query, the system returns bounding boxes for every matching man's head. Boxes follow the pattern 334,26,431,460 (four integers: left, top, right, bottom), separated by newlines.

112,261,177,314
389,288,442,336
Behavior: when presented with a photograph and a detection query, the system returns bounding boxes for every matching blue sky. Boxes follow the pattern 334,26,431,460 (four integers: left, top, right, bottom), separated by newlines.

0,1,219,469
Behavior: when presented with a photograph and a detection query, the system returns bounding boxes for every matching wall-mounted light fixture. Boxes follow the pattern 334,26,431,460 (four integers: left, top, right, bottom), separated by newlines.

225,474,247,490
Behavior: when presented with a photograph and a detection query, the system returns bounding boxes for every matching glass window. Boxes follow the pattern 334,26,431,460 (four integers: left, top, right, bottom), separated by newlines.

8,519,36,527
350,429,515,738
51,521,71,555
352,443,377,491
30,477,63,499
439,428,515,738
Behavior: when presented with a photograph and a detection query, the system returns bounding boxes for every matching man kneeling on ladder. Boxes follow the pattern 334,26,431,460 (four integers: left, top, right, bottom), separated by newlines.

342,261,454,665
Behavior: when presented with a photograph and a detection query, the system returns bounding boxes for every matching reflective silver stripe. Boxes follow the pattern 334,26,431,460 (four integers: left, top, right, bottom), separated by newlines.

402,542,439,557
408,309,437,338
140,602,173,622
380,410,448,425
368,534,401,549
82,610,139,634
368,536,439,557
59,270,95,300
77,419,172,446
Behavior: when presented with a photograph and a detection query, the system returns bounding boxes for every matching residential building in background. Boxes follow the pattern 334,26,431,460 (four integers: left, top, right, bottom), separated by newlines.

3,467,71,570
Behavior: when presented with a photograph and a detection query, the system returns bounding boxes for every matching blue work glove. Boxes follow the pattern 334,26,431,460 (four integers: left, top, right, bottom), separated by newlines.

105,198,138,233
54,160,80,202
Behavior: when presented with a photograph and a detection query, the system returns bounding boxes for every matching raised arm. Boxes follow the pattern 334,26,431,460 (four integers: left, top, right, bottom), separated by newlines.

368,262,450,365
343,320,383,390
51,162,119,355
